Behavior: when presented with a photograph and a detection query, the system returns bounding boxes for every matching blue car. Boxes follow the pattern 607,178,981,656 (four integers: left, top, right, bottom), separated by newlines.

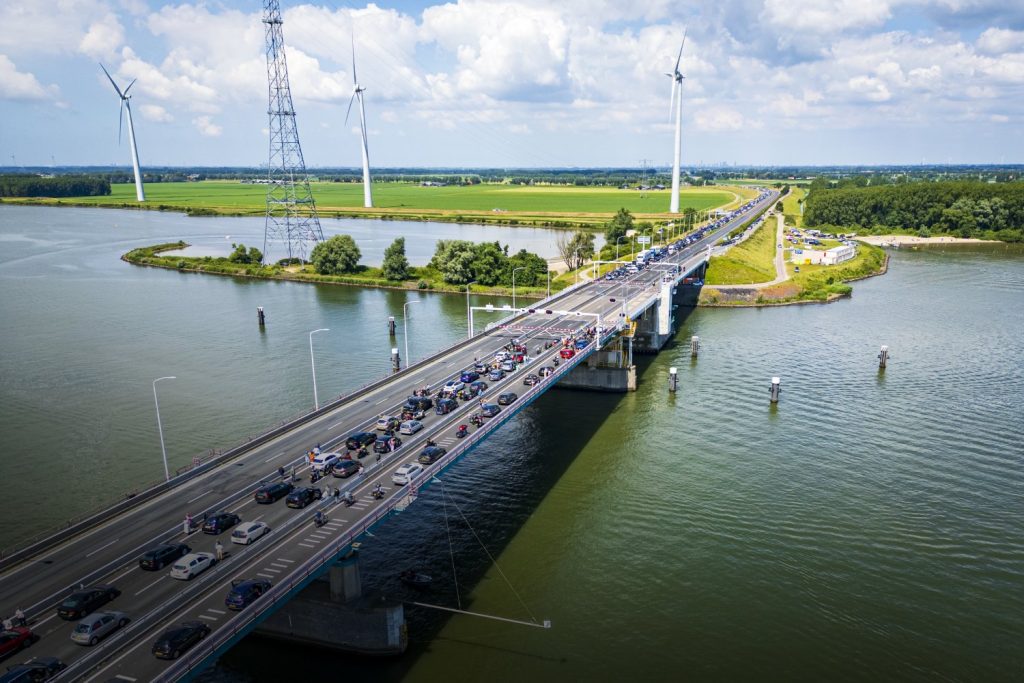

480,403,501,418
225,578,272,610
460,371,480,384
488,368,505,381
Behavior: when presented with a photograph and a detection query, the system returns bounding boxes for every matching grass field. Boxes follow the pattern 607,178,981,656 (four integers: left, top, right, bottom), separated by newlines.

704,216,777,285
782,186,807,228
15,181,748,227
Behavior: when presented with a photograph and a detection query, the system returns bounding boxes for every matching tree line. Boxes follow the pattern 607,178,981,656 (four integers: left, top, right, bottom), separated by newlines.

0,174,110,197
804,180,1024,241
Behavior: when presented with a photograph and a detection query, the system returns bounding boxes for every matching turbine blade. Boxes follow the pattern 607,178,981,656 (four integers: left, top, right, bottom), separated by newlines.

123,79,137,97
100,63,124,98
351,34,357,85
344,91,356,126
675,28,687,74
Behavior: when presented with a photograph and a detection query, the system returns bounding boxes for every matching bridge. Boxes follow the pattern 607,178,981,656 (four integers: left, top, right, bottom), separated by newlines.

0,190,777,681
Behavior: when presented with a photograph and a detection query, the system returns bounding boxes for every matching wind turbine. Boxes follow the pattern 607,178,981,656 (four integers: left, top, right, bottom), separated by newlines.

345,36,372,208
100,63,145,202
666,31,686,214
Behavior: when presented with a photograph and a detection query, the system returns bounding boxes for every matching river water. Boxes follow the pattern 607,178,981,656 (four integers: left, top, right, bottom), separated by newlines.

1,206,1022,681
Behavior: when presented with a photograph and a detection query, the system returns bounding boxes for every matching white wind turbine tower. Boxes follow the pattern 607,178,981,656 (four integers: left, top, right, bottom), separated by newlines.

345,36,372,208
100,64,145,202
667,31,686,214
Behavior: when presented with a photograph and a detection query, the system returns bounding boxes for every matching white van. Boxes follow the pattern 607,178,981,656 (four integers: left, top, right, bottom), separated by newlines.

231,521,270,545
392,462,423,486
311,452,341,472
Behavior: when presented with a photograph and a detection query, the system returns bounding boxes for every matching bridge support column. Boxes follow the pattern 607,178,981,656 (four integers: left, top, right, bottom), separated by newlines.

330,551,361,603
556,348,636,392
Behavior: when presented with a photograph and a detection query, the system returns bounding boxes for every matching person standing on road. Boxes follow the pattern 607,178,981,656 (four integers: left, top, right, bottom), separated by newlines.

13,609,25,627
215,541,224,561
184,514,192,535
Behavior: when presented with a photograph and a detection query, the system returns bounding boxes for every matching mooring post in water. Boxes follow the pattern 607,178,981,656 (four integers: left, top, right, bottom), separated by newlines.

769,376,781,403
257,306,266,326
391,348,401,373
691,335,700,358
388,316,396,337
878,345,889,369
669,367,678,393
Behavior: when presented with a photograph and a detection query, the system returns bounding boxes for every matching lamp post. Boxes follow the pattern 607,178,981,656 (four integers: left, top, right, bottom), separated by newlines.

466,281,476,338
511,267,526,310
403,300,420,367
615,235,625,260
309,328,329,411
574,248,583,286
546,269,551,299
152,376,176,481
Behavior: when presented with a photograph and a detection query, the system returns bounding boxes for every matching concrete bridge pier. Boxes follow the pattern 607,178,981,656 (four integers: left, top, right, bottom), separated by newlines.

556,346,636,392
255,550,407,656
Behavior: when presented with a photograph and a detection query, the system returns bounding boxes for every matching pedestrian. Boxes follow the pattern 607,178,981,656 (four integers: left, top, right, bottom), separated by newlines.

334,487,340,500
13,609,25,627
359,465,365,477
184,514,192,535
215,540,224,561
313,444,321,456
2,618,12,631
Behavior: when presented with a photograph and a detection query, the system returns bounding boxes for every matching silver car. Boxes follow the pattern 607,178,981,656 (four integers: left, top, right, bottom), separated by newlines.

70,611,129,646
399,420,423,435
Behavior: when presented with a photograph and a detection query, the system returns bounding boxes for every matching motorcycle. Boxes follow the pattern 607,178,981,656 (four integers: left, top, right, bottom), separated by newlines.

469,414,483,427
310,469,322,484
456,425,469,438
371,487,385,500
356,447,369,459
343,494,355,507
314,513,329,528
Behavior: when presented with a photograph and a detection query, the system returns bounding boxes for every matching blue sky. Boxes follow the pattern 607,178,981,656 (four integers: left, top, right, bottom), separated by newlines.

1,0,1023,168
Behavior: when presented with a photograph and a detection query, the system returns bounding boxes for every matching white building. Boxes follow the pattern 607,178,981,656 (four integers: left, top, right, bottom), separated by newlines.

791,244,856,266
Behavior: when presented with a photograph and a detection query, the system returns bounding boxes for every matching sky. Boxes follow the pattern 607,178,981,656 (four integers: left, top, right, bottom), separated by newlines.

1,0,1023,169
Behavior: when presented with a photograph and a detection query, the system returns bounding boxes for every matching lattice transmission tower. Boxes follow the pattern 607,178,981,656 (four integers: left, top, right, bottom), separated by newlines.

262,0,323,262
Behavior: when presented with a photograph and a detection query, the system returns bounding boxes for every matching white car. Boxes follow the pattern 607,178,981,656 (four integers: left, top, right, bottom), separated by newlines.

311,452,341,472
392,462,423,486
442,379,464,393
170,552,217,580
231,521,270,545
399,420,423,435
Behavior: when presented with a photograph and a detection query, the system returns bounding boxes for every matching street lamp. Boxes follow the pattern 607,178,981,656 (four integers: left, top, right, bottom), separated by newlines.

546,269,551,299
573,248,583,285
309,328,329,411
403,300,420,367
511,266,526,310
615,235,625,260
152,376,176,481
466,281,476,338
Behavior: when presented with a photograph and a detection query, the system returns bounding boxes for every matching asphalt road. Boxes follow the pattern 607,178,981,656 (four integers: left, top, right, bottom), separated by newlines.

1,190,775,682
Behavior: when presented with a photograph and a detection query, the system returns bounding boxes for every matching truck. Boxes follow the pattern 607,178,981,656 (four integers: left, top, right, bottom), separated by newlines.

635,249,651,265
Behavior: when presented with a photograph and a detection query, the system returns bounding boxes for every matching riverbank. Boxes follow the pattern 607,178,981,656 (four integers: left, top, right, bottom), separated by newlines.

122,242,565,298
858,235,995,246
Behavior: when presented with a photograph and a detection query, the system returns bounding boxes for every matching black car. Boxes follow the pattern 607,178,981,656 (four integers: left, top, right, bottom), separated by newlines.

346,432,377,450
151,621,210,660
497,392,518,405
404,396,433,411
374,435,402,454
435,398,458,415
138,543,190,571
224,578,272,611
286,487,322,508
254,481,293,504
332,459,359,478
469,380,488,394
538,366,556,377
1,657,65,682
523,374,539,386
418,445,447,465
202,512,241,535
57,585,120,620
480,403,501,418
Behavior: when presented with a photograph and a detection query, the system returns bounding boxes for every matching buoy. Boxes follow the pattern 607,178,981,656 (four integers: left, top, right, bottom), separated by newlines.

690,335,699,358
391,348,401,373
669,367,678,393
769,376,781,403
878,345,889,369
388,316,396,337
257,306,266,326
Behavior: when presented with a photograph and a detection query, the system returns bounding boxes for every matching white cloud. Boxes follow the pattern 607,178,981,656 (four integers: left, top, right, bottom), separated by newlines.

192,115,222,137
140,104,173,122
0,55,59,101
977,28,1024,54
761,0,895,33
79,13,124,60
694,105,747,131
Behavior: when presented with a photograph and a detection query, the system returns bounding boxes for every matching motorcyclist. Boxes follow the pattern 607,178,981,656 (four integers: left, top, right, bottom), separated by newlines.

343,490,354,505
314,510,326,527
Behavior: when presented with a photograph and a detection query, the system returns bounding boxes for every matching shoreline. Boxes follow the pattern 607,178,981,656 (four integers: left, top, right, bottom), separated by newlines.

858,235,996,246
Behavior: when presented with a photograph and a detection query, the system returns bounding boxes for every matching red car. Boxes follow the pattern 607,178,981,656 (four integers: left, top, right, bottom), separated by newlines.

0,627,37,659
559,348,575,359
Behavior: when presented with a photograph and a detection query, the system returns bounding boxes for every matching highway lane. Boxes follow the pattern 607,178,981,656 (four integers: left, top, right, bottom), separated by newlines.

3,189,776,679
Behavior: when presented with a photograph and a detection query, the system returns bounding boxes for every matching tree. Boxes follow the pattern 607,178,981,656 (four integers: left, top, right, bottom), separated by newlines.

556,231,595,271
430,239,475,284
228,243,262,264
605,207,633,246
472,241,507,286
381,237,409,280
504,249,548,287
310,234,361,274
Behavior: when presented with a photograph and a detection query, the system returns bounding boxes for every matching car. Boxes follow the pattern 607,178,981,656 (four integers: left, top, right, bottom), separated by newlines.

497,392,518,405
480,403,501,418
230,521,270,545
57,585,120,621
331,459,360,478
70,611,129,646
224,578,272,611
559,348,576,359
404,396,433,412
418,446,447,465
203,511,241,534
458,384,482,400
459,371,480,383
374,435,402,454
151,621,210,660
500,360,516,373
574,338,589,350
375,416,400,432
311,452,341,472
392,462,423,486
435,398,457,415
473,361,487,373
538,366,556,377
286,487,322,508
0,657,65,682
331,458,360,481
0,627,37,660
469,380,488,394
399,420,423,435
523,374,539,386
170,552,216,580
494,351,511,362
138,543,190,571
442,379,464,393
254,481,293,504
488,368,505,381
345,432,377,450
400,406,426,421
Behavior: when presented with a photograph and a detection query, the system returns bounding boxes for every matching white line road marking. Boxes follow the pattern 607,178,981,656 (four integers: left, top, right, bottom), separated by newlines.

261,568,281,574
33,613,57,628
329,421,343,430
208,609,226,615
133,576,164,596
114,676,137,682
256,572,275,579
269,562,288,569
277,558,295,564
187,490,211,503
85,538,120,558
374,398,387,406
298,543,315,548
110,565,136,584
304,538,321,544
199,614,217,621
